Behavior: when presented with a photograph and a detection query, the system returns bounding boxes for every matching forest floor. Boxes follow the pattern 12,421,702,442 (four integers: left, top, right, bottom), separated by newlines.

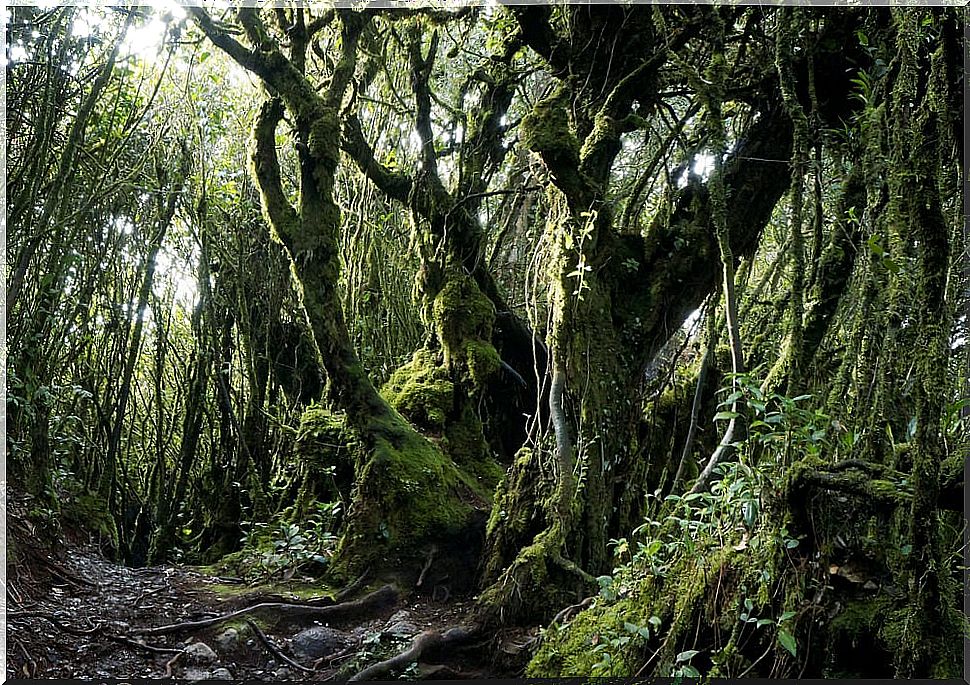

6,524,533,681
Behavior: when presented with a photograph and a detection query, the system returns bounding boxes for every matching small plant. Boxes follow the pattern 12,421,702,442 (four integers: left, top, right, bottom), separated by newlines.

236,501,341,580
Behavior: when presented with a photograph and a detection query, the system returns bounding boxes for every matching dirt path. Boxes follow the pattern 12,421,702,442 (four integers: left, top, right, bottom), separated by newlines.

7,543,516,680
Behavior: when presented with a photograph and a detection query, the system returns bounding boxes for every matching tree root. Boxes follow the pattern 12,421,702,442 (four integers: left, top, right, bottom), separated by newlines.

789,460,912,506
132,584,399,636
245,618,315,673
348,625,479,681
549,596,594,628
8,612,184,656
334,567,371,602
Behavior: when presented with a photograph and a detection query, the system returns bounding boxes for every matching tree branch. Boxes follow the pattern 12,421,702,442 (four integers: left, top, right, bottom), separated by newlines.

249,98,300,251
341,114,413,203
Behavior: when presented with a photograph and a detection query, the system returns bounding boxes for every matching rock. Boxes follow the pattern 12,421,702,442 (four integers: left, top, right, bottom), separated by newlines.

183,667,211,682
183,666,232,682
183,641,218,664
384,610,419,638
214,627,240,652
273,667,292,679
290,626,348,658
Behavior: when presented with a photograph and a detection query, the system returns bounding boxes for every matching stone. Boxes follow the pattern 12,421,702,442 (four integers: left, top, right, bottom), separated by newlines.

290,626,347,658
210,667,233,680
183,641,218,664
214,627,240,652
183,667,211,682
384,610,419,638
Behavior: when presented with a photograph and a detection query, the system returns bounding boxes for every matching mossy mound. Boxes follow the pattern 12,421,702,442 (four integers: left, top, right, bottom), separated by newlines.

526,517,964,679
381,349,454,432
330,410,489,581
526,544,788,677
381,347,503,493
431,275,501,388
293,404,359,509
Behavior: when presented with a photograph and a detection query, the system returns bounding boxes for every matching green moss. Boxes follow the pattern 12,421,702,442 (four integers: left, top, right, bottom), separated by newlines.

520,89,580,165
332,411,482,577
381,349,454,431
433,276,495,343
463,339,501,387
296,405,358,466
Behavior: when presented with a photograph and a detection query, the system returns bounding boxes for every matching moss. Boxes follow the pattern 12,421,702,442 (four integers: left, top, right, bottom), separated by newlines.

463,339,502,388
380,349,454,431
431,275,499,387
443,402,504,491
293,404,359,515
527,592,645,676
520,88,581,169
331,411,482,577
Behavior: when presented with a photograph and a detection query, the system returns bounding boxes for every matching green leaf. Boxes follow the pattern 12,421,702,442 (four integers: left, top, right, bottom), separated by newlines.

713,411,740,422
779,611,796,622
778,630,797,657
676,649,700,662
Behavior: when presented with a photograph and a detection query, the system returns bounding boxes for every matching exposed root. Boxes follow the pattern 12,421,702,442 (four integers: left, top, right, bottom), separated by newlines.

8,612,184,656
334,567,371,602
162,652,181,678
245,618,315,673
417,546,437,588
549,596,594,628
132,584,399,636
348,625,480,681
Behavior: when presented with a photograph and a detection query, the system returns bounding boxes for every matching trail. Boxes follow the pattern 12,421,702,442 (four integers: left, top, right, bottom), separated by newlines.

7,538,520,681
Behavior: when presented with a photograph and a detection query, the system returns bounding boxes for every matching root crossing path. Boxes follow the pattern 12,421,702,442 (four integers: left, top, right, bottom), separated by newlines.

7,544,502,681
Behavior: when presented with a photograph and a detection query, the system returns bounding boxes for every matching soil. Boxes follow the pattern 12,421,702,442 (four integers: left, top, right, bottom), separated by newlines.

6,523,534,681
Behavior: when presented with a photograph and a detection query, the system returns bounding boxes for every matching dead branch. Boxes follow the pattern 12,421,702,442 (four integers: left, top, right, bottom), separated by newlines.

348,625,478,681
132,584,399,636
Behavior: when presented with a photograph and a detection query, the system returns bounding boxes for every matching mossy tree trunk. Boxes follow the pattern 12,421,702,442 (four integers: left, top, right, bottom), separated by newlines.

191,7,485,576
525,8,963,678
341,19,532,474
476,8,810,620
476,5,884,624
